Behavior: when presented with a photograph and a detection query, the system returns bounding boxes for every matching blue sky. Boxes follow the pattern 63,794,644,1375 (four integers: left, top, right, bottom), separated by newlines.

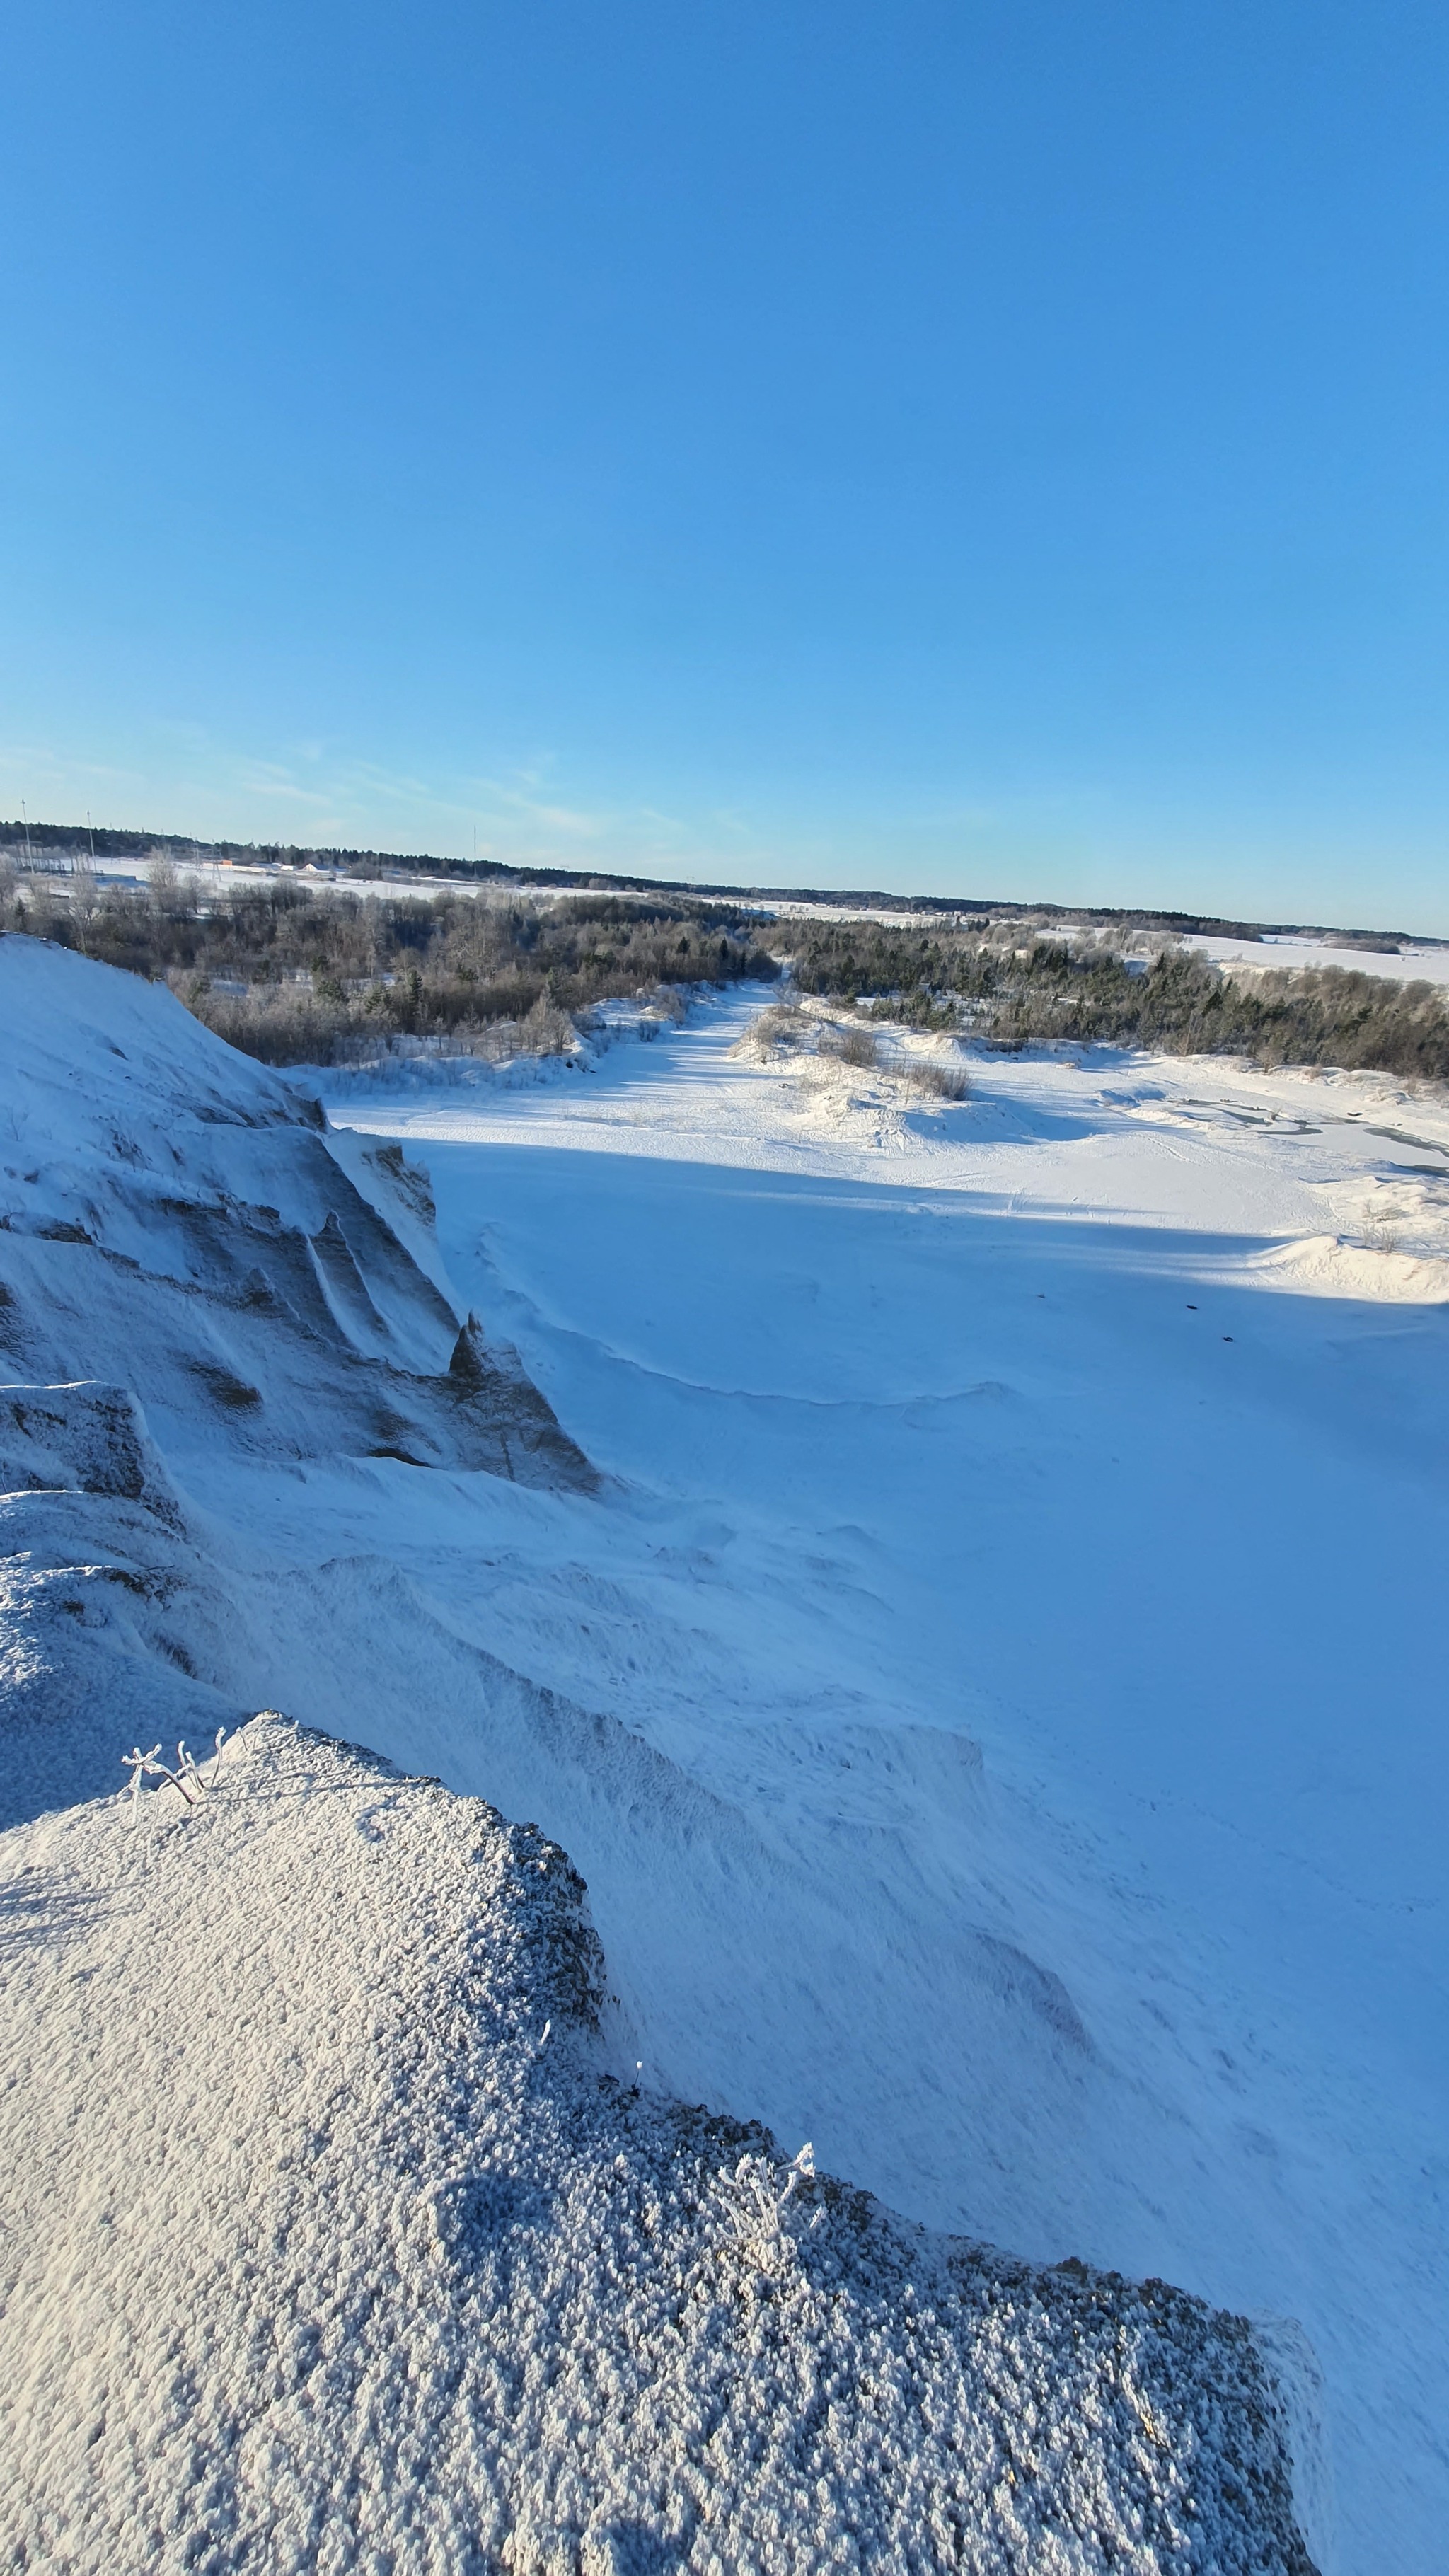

4,1,1448,928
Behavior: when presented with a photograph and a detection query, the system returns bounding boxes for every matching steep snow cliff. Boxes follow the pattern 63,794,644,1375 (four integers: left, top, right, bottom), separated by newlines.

0,938,593,1493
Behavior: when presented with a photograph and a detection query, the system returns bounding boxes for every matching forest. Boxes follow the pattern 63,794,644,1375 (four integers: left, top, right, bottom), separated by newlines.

0,862,775,1065
783,916,1449,1084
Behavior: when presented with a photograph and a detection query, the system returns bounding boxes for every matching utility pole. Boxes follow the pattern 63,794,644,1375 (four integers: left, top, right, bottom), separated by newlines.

21,802,32,865
87,811,96,865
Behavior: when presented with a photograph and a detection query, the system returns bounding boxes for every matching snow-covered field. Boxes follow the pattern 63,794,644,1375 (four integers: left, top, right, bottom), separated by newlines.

322,993,1449,2575
1189,932,1449,986
4,942,1447,2569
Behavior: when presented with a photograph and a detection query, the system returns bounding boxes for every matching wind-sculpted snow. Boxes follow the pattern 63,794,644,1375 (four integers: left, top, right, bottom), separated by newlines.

0,938,594,1490
0,1378,183,1525
0,1721,1314,2575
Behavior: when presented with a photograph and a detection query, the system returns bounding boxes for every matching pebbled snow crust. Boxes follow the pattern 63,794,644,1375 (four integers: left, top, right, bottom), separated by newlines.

0,1717,1311,2576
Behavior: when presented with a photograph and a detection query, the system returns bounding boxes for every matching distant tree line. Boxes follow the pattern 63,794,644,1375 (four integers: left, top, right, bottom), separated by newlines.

782,920,1449,1084
0,820,547,886
4,816,1425,940
0,862,777,1065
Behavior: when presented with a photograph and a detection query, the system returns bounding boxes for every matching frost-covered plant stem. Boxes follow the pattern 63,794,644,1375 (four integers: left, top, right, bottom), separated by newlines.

724,2142,820,2272
122,1728,230,1818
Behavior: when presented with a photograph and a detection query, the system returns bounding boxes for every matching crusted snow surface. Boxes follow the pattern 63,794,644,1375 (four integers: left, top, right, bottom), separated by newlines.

0,1718,1312,2576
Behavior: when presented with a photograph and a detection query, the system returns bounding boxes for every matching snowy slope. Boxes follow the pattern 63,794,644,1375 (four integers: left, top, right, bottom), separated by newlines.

8,940,1440,2565
316,992,1449,2576
0,937,593,1495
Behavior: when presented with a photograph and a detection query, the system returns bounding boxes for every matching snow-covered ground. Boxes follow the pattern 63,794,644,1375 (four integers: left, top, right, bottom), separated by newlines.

1189,932,1449,986
5,942,1448,2568
318,993,1449,2575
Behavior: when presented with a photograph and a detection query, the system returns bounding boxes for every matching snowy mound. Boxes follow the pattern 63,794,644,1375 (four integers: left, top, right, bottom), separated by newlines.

1,1720,1312,2575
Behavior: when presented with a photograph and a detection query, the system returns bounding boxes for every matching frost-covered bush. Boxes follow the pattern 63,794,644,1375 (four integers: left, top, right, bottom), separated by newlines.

819,1022,882,1070
907,1057,971,1101
745,999,807,1053
713,2141,820,2274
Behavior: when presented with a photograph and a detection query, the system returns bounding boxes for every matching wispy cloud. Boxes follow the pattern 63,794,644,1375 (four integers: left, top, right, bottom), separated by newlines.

0,724,796,884
468,775,606,838
239,780,339,807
